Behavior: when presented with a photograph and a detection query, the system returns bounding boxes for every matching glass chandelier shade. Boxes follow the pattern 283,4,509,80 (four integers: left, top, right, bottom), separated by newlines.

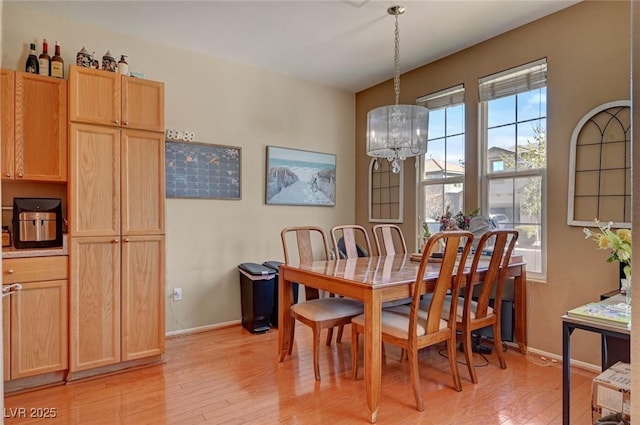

366,5,429,174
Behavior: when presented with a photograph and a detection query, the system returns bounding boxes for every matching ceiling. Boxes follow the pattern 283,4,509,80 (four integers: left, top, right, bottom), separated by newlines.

13,0,581,93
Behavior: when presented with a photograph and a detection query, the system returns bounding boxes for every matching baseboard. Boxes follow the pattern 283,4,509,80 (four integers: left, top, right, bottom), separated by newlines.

526,346,600,373
165,319,241,337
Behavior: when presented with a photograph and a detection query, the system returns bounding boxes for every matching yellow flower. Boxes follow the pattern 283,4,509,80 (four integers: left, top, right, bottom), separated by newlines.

617,229,632,244
598,234,610,249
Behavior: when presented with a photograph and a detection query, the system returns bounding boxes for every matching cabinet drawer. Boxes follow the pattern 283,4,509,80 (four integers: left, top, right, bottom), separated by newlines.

3,256,67,284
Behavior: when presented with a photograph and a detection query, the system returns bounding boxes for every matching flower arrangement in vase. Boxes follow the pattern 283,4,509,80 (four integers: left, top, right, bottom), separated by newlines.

583,220,632,301
438,206,479,231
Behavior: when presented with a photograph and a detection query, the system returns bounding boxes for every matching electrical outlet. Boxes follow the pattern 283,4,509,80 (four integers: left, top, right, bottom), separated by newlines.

173,288,182,301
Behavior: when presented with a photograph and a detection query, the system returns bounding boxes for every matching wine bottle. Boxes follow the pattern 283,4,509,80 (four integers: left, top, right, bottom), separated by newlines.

25,43,39,74
51,41,64,78
38,38,50,76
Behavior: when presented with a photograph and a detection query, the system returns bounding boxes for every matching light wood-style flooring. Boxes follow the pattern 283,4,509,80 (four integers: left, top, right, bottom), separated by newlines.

4,324,596,424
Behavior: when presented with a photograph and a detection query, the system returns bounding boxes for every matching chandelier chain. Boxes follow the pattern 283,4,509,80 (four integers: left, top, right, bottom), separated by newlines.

393,14,400,105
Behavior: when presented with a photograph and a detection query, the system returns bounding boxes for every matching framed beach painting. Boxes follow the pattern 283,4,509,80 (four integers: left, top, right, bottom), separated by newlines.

266,146,336,206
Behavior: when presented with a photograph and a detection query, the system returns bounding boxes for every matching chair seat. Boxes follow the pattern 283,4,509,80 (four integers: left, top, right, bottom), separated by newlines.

352,309,448,340
291,297,363,321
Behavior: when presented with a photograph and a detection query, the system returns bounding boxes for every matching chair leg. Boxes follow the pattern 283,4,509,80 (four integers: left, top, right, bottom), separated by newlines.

493,321,507,369
462,329,477,384
407,347,425,412
351,324,359,380
447,338,462,392
336,325,344,343
326,327,334,346
288,318,296,355
313,325,322,381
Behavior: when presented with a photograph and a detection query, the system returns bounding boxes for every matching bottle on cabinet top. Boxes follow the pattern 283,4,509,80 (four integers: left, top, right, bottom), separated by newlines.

38,38,50,76
25,43,39,74
117,55,128,75
51,41,64,78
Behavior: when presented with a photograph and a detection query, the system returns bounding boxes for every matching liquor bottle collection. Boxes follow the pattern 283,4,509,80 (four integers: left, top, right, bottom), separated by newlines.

24,39,130,77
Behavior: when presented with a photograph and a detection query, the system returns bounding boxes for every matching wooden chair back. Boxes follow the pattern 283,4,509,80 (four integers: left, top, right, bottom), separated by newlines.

330,225,372,259
372,224,408,256
412,230,474,336
463,229,519,322
281,226,330,300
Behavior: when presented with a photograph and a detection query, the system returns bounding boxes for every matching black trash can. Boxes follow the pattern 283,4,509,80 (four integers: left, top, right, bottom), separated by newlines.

262,261,298,328
238,262,276,334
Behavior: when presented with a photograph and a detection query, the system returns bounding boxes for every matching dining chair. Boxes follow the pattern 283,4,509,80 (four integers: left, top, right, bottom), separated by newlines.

330,224,372,259
445,229,519,383
372,224,408,256
351,230,473,412
281,226,364,381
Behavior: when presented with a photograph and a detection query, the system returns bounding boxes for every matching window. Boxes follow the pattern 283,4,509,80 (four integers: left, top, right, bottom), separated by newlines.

479,59,547,276
417,85,465,239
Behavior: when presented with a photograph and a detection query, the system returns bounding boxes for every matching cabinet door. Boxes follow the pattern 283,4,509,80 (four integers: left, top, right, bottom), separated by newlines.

121,235,165,361
3,294,10,380
70,236,121,372
122,76,164,132
11,280,68,378
1,69,15,180
69,65,120,126
69,124,121,237
14,72,67,181
121,130,165,235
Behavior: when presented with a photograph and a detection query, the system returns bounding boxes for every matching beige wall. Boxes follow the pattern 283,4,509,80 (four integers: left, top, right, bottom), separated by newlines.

356,1,631,365
1,3,356,333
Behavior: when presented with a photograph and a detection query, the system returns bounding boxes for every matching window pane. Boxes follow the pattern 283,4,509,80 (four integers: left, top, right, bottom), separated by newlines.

488,95,515,127
488,125,516,172
423,183,464,229
488,178,514,223
445,134,465,177
514,224,542,273
424,138,445,180
515,175,542,223
428,108,445,139
446,104,464,135
517,87,547,122
517,120,546,171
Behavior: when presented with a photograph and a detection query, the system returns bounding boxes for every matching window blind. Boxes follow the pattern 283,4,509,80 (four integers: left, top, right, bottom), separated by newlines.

478,58,547,102
417,84,464,110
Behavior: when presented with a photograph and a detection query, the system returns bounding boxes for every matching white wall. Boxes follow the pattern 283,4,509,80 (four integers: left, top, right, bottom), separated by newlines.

1,3,356,333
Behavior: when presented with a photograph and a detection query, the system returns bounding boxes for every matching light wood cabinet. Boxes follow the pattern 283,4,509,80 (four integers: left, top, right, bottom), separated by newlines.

68,74,165,374
2,256,68,380
121,235,165,361
0,70,67,182
69,236,120,371
69,65,164,132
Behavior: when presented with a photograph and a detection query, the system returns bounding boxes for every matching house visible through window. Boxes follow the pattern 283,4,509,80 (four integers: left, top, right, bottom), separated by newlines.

479,58,547,276
417,84,465,239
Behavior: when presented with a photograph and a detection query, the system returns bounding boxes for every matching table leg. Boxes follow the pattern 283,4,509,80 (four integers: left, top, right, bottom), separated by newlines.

278,272,293,362
562,321,573,425
364,291,382,423
514,268,528,353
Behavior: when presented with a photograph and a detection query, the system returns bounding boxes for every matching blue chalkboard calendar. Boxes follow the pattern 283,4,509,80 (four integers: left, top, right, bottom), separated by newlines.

165,141,241,200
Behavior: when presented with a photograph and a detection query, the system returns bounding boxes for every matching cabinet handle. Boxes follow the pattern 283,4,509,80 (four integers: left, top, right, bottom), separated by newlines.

114,119,119,124
123,121,129,126
5,172,10,178
111,239,119,244
6,269,14,274
124,238,130,242
17,173,23,178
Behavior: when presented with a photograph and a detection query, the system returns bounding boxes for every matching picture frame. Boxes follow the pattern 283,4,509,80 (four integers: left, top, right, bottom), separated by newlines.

266,146,336,206
165,141,241,200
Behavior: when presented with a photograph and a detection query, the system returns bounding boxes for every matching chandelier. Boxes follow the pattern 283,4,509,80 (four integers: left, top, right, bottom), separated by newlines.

366,5,428,174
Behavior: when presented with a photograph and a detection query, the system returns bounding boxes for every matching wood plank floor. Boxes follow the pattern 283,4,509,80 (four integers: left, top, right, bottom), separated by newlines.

4,324,596,424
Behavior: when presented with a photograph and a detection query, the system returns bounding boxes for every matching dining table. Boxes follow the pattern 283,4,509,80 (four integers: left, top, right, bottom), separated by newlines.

276,253,527,423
